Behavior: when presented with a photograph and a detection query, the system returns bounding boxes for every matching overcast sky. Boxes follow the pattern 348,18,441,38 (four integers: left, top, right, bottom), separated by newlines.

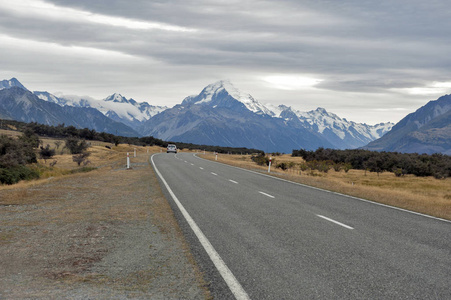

1,0,450,124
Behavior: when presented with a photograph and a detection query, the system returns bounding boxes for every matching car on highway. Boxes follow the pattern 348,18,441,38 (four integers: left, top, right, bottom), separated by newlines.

167,144,177,153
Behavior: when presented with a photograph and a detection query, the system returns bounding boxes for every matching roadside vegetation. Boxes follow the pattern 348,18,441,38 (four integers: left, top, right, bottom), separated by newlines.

0,119,261,154
0,119,260,185
293,148,451,179
205,152,451,221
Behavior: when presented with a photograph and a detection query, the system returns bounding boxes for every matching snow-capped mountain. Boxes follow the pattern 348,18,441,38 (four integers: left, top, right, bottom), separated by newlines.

177,80,393,149
271,105,394,149
2,77,398,152
0,87,139,137
140,80,393,152
182,80,274,116
0,78,28,91
35,91,167,128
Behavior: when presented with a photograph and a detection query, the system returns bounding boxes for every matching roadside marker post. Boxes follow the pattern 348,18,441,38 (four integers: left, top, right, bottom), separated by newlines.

268,157,272,173
215,152,218,161
134,148,136,157
126,152,130,169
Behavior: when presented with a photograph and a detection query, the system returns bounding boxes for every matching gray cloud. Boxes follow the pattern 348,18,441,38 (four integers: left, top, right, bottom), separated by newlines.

1,0,450,124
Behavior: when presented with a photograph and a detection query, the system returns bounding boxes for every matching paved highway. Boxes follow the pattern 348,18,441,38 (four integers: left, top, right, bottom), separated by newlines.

151,152,451,299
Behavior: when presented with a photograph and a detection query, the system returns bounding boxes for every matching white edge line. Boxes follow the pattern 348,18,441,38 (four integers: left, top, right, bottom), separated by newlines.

194,154,451,224
258,191,275,199
317,215,354,230
151,154,250,300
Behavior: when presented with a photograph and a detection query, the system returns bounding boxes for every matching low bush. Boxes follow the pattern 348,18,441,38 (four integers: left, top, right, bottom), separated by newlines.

251,153,270,166
0,165,40,185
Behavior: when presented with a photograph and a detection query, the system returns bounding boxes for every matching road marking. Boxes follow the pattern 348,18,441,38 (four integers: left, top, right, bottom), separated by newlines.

199,167,204,170
194,154,451,224
229,179,238,184
151,154,250,300
211,172,218,176
259,191,275,198
317,215,354,230
191,163,195,166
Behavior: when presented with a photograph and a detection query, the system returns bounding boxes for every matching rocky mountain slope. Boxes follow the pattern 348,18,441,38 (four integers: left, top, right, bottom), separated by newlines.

364,94,451,154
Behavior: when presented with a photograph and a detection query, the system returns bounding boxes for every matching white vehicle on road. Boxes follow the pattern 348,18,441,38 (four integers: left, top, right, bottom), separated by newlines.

167,144,177,153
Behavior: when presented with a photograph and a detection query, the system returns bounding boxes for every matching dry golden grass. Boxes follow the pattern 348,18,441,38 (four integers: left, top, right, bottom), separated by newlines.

0,136,167,197
0,129,22,137
203,153,451,221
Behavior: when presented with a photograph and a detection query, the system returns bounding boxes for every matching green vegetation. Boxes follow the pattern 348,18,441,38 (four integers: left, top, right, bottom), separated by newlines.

0,133,40,184
65,137,89,154
293,148,451,179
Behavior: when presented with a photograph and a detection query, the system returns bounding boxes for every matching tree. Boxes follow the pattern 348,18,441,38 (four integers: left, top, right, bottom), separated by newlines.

65,137,89,154
39,144,55,163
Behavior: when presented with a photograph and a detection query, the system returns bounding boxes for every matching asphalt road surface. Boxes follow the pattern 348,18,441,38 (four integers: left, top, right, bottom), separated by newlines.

152,152,451,300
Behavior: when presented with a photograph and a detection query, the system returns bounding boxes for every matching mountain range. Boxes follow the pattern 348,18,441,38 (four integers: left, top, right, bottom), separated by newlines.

1,77,449,154
0,83,139,137
138,80,393,152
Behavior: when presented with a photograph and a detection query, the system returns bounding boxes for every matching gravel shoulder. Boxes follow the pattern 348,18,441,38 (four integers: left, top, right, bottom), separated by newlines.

0,151,211,299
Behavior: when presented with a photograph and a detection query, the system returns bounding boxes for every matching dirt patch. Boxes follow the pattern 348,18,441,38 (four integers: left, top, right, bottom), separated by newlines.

0,152,210,299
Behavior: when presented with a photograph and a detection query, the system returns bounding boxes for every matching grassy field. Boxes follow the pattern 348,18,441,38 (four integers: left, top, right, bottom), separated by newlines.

203,153,451,221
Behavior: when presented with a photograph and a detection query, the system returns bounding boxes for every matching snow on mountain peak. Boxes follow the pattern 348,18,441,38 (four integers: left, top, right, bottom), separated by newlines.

191,80,273,115
0,78,28,91
104,93,128,103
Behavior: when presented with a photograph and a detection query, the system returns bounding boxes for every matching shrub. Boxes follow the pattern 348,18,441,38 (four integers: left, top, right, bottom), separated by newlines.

251,153,270,166
65,137,89,154
39,144,55,163
277,162,288,170
0,165,39,185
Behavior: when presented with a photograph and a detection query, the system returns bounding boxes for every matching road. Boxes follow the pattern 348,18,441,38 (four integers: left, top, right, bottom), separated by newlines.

151,152,451,299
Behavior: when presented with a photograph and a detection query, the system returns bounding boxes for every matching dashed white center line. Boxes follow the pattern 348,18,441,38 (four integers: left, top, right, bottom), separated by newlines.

259,191,275,198
211,172,218,176
228,179,238,184
190,163,194,166
317,215,354,230
199,167,204,170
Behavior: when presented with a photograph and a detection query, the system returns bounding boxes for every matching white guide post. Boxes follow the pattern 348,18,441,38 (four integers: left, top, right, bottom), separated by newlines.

268,157,272,173
127,152,130,169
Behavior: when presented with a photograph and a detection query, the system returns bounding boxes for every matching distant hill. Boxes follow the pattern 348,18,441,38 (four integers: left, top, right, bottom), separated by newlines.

0,87,139,137
364,94,451,155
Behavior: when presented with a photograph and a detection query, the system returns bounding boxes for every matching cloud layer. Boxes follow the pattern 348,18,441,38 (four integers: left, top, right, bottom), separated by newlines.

1,0,450,124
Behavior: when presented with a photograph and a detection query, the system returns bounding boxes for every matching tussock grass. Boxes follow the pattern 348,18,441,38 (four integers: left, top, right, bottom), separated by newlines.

204,153,451,221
